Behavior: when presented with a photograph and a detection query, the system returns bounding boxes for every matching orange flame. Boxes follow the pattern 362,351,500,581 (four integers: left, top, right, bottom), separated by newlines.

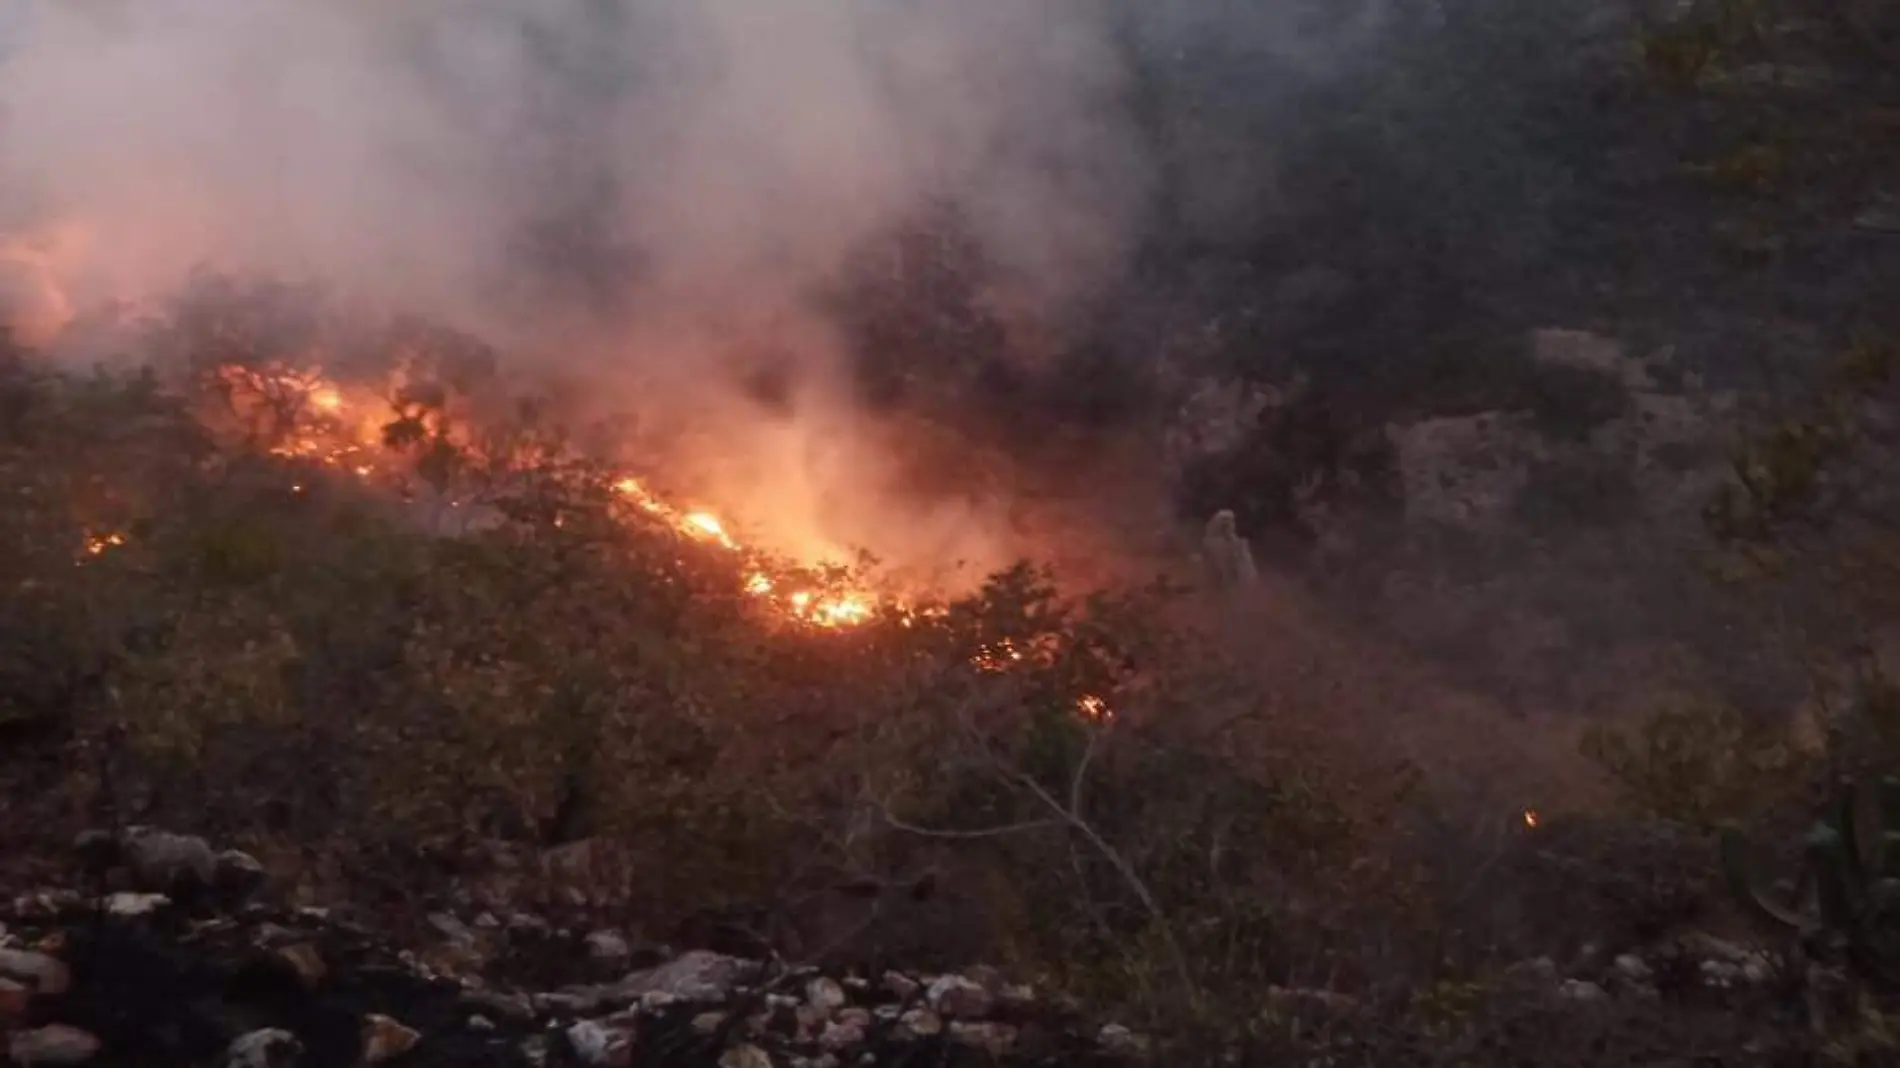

193,361,1120,719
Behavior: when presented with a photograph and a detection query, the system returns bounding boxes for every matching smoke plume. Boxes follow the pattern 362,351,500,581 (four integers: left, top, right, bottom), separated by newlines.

0,0,1154,582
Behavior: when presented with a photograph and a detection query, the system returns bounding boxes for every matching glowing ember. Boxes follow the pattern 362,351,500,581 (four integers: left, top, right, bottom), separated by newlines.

81,531,126,558
1076,694,1112,721
1522,808,1540,829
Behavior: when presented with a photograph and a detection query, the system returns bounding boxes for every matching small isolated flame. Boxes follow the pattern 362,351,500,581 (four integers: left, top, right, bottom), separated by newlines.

1076,694,1112,721
80,531,126,559
1522,807,1541,829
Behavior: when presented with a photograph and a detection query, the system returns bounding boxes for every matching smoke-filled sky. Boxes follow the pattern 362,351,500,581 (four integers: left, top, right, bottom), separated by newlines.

0,0,1179,579
0,0,1153,341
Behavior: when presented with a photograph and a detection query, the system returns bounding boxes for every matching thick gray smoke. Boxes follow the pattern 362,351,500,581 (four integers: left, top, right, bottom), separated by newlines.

0,0,1155,579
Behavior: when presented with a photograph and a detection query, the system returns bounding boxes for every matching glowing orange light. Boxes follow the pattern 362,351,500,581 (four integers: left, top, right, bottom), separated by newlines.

1076,694,1112,721
81,531,126,557
745,573,774,595
1522,808,1540,829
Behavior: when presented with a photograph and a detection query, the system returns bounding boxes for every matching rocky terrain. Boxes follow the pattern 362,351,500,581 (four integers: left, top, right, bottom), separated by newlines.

0,828,1157,1068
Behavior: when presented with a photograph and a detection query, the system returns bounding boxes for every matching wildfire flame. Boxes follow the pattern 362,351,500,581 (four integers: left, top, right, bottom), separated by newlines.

208,361,886,629
183,360,1116,718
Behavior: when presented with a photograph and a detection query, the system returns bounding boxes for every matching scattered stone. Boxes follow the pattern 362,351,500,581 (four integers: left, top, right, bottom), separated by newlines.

947,1021,1018,1056
1505,957,1558,986
895,1008,942,1040
228,1028,303,1068
586,930,631,964
9,1024,102,1065
1701,960,1743,988
720,1044,774,1068
926,974,993,1019
104,892,169,917
1613,954,1653,984
818,1019,865,1052
639,990,681,1013
882,971,920,1000
463,988,536,1022
521,1035,550,1068
276,942,327,989
1098,1023,1150,1058
0,947,71,995
214,850,269,903
1557,979,1607,1003
467,1015,495,1032
615,950,756,1003
1679,933,1752,964
121,828,219,893
361,1014,421,1063
692,1011,729,1035
427,913,477,948
805,976,847,1013
565,1020,633,1068
535,989,606,1017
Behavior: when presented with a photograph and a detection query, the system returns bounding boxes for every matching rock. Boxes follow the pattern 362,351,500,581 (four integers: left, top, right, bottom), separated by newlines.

9,1024,102,1065
276,943,327,989
0,947,71,994
638,990,680,1013
0,976,28,1020
719,1044,774,1068
585,930,631,964
947,1021,1018,1056
1504,957,1558,986
998,982,1036,1009
691,1012,728,1036
614,950,756,1003
105,892,169,916
361,1014,420,1064
463,988,536,1022
926,974,993,1019
121,828,218,893
214,850,268,903
535,989,607,1017
818,1019,866,1052
1678,933,1754,965
805,976,847,1013
1098,1023,1150,1058
895,1008,942,1040
882,971,920,1000
520,1036,550,1068
427,913,477,948
565,1020,633,1068
1613,954,1653,984
228,1028,303,1068
467,1016,495,1032
1700,960,1742,988
1557,979,1606,1003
